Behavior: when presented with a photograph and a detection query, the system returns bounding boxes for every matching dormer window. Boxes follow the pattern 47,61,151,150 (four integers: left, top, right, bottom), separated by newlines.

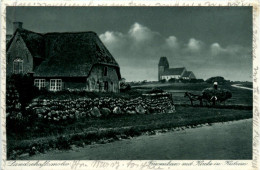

13,58,23,74
104,66,108,76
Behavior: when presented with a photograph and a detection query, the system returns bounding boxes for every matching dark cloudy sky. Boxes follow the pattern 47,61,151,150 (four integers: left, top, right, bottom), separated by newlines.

6,7,252,81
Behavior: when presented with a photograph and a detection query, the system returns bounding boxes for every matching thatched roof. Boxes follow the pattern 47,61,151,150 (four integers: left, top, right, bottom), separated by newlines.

7,28,120,78
7,28,45,59
162,67,186,76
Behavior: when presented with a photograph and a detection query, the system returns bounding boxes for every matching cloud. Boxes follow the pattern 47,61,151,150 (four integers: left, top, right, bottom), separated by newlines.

128,22,159,42
99,31,127,50
99,31,121,44
99,22,252,82
210,43,226,55
165,36,179,49
210,43,251,61
100,22,165,62
186,38,204,52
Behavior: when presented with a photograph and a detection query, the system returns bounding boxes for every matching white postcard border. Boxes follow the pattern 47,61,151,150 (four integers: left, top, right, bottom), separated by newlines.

1,1,259,170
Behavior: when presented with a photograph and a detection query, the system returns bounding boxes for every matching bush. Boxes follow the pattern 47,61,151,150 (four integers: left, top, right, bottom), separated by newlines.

196,79,204,83
6,116,28,135
6,74,43,134
6,80,21,118
190,79,204,83
141,80,147,84
180,79,189,83
125,127,142,137
36,89,143,100
168,78,176,83
7,74,40,110
120,82,131,92
160,79,166,83
56,136,71,150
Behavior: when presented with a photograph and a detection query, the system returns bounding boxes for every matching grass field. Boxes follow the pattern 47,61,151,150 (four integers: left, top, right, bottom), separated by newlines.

9,106,252,140
132,82,253,106
7,82,253,159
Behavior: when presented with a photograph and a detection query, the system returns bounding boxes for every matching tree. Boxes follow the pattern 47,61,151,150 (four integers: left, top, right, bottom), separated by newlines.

8,74,40,111
206,76,226,84
6,78,21,119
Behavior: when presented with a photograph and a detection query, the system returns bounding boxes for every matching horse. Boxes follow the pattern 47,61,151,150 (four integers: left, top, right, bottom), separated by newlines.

184,92,203,106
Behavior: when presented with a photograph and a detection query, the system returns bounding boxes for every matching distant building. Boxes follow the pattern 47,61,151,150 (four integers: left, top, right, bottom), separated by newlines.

6,22,121,92
181,71,196,80
158,56,196,81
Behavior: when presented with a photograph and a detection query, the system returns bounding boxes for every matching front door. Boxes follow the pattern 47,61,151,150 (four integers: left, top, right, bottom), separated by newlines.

104,81,108,92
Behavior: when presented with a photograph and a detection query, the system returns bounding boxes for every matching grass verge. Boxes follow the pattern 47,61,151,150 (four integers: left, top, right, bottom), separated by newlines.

7,106,252,160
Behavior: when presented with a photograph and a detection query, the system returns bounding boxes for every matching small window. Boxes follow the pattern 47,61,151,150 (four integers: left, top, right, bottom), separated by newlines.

50,79,62,91
104,66,108,76
34,79,46,90
13,58,23,74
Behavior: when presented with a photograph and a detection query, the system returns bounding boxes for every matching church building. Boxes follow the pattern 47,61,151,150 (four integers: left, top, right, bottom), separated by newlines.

158,56,196,81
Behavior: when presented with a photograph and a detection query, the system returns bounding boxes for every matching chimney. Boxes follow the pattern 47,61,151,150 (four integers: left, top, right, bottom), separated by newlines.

13,22,23,34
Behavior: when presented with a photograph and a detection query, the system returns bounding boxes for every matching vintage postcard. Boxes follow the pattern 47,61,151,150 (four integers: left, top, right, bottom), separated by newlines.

1,0,260,170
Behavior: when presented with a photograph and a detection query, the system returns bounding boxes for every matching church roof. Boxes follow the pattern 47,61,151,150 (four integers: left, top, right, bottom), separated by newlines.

7,28,120,78
162,67,186,76
182,71,193,77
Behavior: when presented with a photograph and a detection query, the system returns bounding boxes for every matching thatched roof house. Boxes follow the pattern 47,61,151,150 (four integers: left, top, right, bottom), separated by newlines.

7,22,121,92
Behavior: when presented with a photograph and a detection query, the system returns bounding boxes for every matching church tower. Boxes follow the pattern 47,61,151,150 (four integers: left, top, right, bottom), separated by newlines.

158,56,169,81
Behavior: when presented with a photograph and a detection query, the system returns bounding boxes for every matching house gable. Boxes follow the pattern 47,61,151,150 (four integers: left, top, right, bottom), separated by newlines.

86,64,119,92
6,31,34,76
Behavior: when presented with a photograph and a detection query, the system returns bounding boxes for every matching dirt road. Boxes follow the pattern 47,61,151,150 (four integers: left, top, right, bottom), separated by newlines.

28,119,252,160
231,84,253,91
